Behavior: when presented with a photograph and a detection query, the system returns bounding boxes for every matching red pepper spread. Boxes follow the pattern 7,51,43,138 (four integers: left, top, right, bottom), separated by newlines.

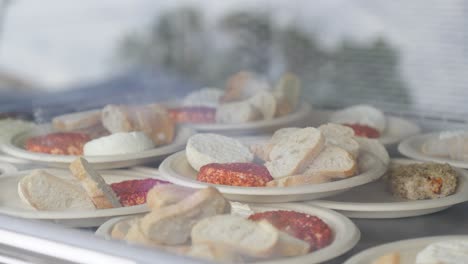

343,123,380,138
25,132,91,155
110,178,169,206
249,210,333,252
197,163,273,187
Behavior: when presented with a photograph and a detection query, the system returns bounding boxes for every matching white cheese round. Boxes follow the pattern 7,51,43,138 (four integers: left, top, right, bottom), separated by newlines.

84,132,155,156
416,240,468,264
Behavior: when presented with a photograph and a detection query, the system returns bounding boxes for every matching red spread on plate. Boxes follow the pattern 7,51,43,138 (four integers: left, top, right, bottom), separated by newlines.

25,132,91,155
168,106,216,123
197,163,273,187
249,210,333,251
343,123,380,138
110,178,169,207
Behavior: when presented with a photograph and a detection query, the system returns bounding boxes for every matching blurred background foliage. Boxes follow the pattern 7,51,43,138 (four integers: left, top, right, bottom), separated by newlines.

117,6,411,109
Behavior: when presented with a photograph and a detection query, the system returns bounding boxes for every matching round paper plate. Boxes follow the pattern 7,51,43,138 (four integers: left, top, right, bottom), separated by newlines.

1,126,195,170
96,203,360,264
310,159,468,218
185,102,311,136
0,168,166,227
345,235,468,264
159,151,387,203
399,132,468,169
0,162,17,175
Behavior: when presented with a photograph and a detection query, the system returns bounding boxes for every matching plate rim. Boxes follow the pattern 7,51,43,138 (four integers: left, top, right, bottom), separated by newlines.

0,126,195,166
159,151,387,196
0,168,167,219
344,235,468,264
310,158,468,212
188,102,311,131
398,132,468,169
96,202,360,264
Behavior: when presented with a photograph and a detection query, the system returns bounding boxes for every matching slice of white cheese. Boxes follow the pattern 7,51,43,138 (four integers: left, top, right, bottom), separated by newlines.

416,240,468,264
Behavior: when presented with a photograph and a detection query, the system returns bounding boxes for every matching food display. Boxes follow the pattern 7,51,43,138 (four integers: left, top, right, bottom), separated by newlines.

168,72,302,124
183,123,389,188
388,163,458,200
25,132,91,155
107,185,334,263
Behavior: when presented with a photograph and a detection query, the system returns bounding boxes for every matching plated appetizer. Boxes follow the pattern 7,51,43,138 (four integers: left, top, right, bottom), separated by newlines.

17,157,168,211
184,123,389,188
169,72,302,125
104,185,338,263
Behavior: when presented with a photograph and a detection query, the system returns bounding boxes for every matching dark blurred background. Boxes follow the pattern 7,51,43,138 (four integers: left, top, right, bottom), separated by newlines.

0,1,466,123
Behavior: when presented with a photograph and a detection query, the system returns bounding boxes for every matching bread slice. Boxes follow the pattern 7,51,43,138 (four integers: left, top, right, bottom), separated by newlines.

372,252,400,264
248,90,277,120
221,71,271,103
354,137,390,165
52,109,102,131
191,215,279,258
18,170,95,210
69,157,121,209
319,123,360,158
139,187,229,245
250,127,300,161
266,173,332,187
183,88,223,108
265,127,325,178
101,104,175,146
215,101,262,124
273,73,301,117
146,184,197,210
125,220,163,247
186,133,254,171
275,231,310,257
304,146,357,179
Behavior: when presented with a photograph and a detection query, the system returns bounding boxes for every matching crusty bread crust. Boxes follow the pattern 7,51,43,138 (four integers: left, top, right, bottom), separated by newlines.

273,73,301,117
140,187,229,245
146,185,196,210
69,157,121,209
52,109,102,131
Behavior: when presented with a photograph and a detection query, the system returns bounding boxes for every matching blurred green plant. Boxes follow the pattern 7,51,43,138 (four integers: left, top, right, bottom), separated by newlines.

116,6,411,108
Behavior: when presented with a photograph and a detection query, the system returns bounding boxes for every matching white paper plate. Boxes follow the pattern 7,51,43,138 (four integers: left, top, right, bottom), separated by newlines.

159,151,387,203
96,203,360,264
345,235,468,264
399,132,468,169
0,162,17,175
310,159,468,218
0,126,195,170
308,110,421,146
185,102,311,136
0,168,167,227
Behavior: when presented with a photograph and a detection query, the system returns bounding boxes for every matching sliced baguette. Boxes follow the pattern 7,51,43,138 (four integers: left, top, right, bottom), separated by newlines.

216,101,262,124
191,215,279,258
186,133,254,171
146,184,197,210
265,127,325,178
250,127,300,161
266,173,332,187
304,146,357,178
248,90,277,120
140,187,229,245
273,73,301,117
319,123,360,158
18,170,95,210
101,104,175,146
69,157,121,209
221,71,270,103
52,109,102,131
275,231,310,257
